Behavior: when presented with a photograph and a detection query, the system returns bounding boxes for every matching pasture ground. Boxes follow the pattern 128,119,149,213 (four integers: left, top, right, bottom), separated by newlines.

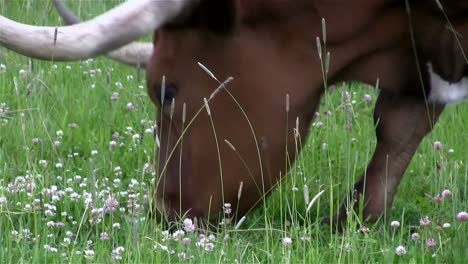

1,0,467,263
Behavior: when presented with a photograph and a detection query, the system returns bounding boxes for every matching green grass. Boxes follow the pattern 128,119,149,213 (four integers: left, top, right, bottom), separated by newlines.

1,0,468,263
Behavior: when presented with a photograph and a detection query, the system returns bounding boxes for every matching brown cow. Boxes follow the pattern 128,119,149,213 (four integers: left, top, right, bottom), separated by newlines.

1,0,467,229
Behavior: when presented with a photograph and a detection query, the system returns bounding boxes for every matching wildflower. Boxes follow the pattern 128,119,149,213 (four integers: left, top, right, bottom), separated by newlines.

341,243,352,252
109,140,117,150
223,203,232,214
183,218,195,233
433,195,444,203
457,211,468,222
395,245,407,256
390,221,400,228
63,237,71,246
53,131,64,139
433,141,443,150
447,148,454,154
70,192,80,201
105,196,119,214
126,102,135,110
111,246,125,261
154,244,169,252
342,91,350,100
161,230,171,241
100,232,109,241
322,143,328,150
363,94,372,102
11,230,19,240
442,223,451,228
178,252,188,261
113,223,121,229
32,137,42,144
68,123,78,129
55,163,63,169
282,237,292,246
53,141,61,148
39,160,48,167
359,226,370,234
91,150,98,156
173,230,185,240
0,63,6,73
65,65,72,70
84,249,95,260
0,196,7,205
44,244,58,253
110,92,119,101
204,243,215,251
420,216,431,227
313,121,323,128
19,69,27,78
182,237,191,246
441,189,452,198
426,238,437,249
24,204,33,211
115,82,123,89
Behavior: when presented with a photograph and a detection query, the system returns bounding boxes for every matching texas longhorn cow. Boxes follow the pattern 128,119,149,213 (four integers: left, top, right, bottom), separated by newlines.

1,0,467,228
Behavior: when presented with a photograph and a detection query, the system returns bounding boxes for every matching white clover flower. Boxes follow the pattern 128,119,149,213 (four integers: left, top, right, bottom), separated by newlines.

84,249,95,260
282,237,292,246
39,160,48,167
390,221,400,228
395,245,406,256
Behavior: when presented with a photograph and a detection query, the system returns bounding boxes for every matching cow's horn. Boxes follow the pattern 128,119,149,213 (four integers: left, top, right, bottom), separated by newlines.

0,0,187,61
52,0,153,66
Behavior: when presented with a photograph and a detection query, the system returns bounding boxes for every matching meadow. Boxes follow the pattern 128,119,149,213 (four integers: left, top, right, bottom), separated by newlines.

1,0,468,263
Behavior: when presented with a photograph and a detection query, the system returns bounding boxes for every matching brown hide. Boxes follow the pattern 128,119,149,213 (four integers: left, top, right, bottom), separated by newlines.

145,0,459,227
412,1,468,82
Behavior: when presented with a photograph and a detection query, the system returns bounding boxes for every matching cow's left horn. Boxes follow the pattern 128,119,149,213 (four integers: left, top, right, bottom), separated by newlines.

0,0,189,61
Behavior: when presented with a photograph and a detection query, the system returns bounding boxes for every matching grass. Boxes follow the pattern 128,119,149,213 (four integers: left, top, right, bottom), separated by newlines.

1,0,468,263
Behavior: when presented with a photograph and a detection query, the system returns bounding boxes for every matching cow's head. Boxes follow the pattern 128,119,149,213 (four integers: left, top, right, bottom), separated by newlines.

146,2,320,222
1,0,319,223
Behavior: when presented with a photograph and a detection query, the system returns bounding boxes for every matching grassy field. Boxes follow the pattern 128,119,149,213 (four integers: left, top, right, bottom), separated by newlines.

1,0,468,263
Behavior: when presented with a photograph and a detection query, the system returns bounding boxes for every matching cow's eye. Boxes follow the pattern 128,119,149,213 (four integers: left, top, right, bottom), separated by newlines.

155,82,178,106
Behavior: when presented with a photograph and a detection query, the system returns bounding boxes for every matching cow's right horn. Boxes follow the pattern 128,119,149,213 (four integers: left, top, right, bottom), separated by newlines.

0,0,189,61
52,0,154,66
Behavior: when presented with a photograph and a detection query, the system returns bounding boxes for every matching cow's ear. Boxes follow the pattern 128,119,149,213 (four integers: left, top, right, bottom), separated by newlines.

198,0,238,34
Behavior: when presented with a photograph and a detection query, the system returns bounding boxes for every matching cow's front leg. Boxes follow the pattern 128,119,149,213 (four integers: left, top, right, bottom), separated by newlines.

329,91,444,229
